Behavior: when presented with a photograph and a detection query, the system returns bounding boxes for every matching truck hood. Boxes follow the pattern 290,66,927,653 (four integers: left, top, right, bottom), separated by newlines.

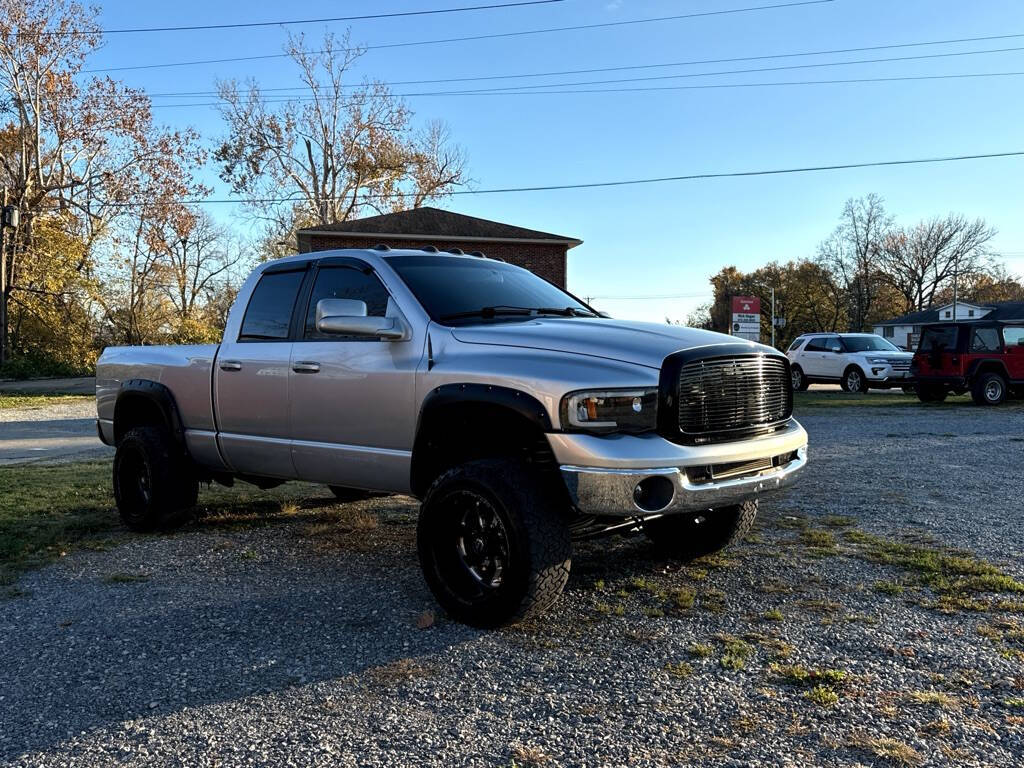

450,317,769,369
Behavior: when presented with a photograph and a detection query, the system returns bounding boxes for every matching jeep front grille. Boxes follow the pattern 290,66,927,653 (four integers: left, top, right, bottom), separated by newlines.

677,356,790,439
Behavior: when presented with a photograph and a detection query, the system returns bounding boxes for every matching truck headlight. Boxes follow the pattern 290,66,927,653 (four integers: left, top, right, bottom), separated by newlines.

560,388,658,433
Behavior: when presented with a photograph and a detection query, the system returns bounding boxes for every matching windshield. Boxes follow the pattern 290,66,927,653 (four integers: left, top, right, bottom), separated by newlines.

387,255,593,324
842,335,901,353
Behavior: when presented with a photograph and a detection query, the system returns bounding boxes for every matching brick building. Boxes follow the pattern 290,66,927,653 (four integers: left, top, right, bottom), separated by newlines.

296,207,582,288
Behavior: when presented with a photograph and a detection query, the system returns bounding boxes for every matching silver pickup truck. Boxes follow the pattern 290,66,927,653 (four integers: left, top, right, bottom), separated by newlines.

96,247,807,626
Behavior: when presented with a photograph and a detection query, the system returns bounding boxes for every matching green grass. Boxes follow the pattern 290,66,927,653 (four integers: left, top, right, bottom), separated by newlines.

794,391,973,409
665,661,693,678
0,393,93,410
0,458,334,584
805,685,840,707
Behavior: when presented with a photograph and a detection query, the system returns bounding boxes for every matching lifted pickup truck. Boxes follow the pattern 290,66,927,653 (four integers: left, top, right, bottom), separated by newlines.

97,247,808,626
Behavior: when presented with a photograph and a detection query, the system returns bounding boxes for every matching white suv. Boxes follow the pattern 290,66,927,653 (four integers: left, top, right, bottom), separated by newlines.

786,333,914,393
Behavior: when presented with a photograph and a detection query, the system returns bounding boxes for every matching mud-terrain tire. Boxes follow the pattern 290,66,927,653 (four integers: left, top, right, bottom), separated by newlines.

327,486,376,502
790,365,809,392
113,426,197,532
916,385,948,403
842,365,868,394
971,372,1007,406
417,460,571,627
643,500,758,560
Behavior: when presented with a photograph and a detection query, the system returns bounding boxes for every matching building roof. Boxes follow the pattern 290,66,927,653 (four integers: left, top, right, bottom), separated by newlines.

876,301,1024,326
297,206,582,247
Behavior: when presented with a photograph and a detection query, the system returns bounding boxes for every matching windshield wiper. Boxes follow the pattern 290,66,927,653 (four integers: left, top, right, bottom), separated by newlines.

440,305,598,322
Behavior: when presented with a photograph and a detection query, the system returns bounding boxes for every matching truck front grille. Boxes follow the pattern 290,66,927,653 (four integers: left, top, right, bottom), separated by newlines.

676,356,790,440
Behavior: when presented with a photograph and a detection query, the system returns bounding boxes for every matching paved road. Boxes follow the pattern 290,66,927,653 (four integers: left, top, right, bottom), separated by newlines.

0,377,94,395
0,399,111,466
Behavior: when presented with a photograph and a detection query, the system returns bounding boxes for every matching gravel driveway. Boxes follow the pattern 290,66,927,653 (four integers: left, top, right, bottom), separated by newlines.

2,403,1024,767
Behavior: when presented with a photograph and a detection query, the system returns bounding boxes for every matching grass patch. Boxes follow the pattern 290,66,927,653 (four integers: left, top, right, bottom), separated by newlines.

821,515,856,528
701,587,727,613
847,734,923,766
907,690,958,709
805,685,839,707
665,661,693,678
0,393,93,411
688,643,714,658
873,580,905,596
762,608,784,622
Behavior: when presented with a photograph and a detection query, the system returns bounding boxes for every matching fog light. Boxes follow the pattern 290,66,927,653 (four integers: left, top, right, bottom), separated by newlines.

633,476,675,512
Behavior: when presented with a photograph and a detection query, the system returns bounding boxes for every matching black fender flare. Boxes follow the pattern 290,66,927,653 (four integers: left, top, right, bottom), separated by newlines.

966,358,1010,383
410,383,553,496
113,379,187,450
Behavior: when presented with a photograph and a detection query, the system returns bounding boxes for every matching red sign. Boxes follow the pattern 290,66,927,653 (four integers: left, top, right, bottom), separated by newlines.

731,296,761,314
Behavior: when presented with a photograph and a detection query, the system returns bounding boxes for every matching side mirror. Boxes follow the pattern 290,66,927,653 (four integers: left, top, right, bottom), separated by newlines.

829,345,842,354
315,298,404,340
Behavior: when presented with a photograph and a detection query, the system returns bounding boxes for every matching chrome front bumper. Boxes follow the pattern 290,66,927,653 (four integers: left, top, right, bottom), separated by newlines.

557,430,808,518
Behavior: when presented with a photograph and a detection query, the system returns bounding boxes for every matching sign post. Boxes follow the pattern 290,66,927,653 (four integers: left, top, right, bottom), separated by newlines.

730,296,761,343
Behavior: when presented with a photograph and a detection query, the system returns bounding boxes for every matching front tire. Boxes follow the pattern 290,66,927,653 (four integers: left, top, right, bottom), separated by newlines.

417,460,571,627
972,372,1007,406
113,427,197,532
842,366,868,394
643,500,758,560
790,366,809,392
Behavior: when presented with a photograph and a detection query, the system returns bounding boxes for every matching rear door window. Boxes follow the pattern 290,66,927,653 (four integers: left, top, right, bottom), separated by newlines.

804,337,827,352
239,270,305,340
787,338,806,352
1003,327,1024,347
919,326,959,352
971,327,1002,353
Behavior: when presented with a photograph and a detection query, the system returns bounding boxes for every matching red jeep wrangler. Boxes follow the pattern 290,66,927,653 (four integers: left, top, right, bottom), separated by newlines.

911,321,1024,405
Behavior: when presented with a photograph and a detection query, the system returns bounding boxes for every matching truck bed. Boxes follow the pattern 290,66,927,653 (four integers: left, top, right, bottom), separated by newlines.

96,344,220,438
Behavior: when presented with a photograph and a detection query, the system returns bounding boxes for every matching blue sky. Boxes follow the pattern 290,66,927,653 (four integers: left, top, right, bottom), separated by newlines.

85,0,1024,322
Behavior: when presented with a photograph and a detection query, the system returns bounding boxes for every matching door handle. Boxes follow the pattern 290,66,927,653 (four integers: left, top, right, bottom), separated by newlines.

292,361,321,374
219,360,242,372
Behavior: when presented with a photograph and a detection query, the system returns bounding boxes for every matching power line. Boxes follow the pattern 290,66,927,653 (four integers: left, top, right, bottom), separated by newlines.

146,70,1024,108
31,0,564,36
588,293,713,300
92,150,1024,206
84,0,836,72
146,43,1024,98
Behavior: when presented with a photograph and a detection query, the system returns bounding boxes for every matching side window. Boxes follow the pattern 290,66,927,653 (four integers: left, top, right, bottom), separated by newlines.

787,338,805,352
825,335,843,352
882,326,894,338
1004,327,1024,347
304,265,391,340
239,270,305,341
805,337,826,352
971,327,1002,353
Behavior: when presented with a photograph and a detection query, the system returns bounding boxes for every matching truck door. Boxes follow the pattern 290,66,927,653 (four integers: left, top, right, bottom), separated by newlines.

214,263,309,479
287,258,419,492
1002,326,1024,380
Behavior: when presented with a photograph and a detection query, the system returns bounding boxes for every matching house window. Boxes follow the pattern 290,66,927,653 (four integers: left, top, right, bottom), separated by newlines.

968,309,975,317
882,326,894,338
945,311,952,318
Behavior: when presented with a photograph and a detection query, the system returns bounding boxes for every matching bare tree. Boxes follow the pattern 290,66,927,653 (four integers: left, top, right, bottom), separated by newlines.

877,214,996,312
158,212,244,324
215,31,468,253
816,194,891,331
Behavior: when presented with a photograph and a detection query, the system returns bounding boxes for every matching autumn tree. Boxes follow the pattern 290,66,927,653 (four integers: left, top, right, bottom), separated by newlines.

215,31,468,257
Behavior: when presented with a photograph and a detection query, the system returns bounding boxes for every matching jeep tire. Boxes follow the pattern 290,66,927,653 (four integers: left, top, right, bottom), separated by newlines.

417,459,571,627
972,372,1007,406
643,500,758,560
113,426,198,532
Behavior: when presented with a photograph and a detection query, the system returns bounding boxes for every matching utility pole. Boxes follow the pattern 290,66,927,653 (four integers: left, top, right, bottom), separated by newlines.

1,187,9,366
952,253,959,322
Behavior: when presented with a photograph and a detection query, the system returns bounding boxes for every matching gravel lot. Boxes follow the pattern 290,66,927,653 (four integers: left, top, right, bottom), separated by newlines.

0,399,111,466
2,402,1024,767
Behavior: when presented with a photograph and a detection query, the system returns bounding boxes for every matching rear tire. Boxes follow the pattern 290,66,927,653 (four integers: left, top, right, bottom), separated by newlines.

790,366,809,392
917,385,948,403
113,426,197,532
417,460,571,627
971,372,1007,406
643,500,758,560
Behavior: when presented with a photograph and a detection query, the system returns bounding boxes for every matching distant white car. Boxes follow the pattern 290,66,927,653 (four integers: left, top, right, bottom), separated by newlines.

786,333,914,393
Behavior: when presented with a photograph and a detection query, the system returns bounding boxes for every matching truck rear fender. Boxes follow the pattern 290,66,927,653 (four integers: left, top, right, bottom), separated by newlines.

410,384,558,499
113,380,187,452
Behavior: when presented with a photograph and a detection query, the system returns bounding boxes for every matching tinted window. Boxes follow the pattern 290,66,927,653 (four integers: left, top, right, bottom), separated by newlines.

304,265,391,340
971,327,1002,353
239,270,305,340
1004,327,1024,347
787,338,806,352
387,255,590,325
843,335,900,352
919,326,959,352
804,337,828,352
